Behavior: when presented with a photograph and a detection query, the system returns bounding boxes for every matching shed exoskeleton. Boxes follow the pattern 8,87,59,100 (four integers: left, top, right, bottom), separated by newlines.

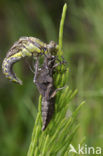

33,53,65,130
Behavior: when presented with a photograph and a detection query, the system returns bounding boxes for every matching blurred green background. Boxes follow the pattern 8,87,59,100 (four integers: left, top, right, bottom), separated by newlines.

0,0,103,155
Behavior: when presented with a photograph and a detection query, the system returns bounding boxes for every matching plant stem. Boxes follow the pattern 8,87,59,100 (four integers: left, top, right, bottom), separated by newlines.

59,3,67,55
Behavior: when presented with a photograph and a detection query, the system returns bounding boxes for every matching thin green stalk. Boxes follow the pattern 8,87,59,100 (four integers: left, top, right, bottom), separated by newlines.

59,3,67,54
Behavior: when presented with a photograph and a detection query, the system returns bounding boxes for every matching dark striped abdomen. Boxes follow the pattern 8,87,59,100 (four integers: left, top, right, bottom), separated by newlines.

42,97,55,130
2,53,23,85
2,36,47,84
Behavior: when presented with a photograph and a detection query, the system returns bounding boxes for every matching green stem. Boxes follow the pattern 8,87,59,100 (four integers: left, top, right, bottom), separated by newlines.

59,3,67,55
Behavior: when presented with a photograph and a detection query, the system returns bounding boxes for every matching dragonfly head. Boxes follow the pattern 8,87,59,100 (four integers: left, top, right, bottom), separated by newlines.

47,41,59,55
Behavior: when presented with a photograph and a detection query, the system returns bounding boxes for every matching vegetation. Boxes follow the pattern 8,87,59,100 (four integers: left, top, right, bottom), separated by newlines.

0,0,103,156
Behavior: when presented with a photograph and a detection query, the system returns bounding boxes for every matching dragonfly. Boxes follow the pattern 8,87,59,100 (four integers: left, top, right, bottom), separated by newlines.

2,37,59,85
